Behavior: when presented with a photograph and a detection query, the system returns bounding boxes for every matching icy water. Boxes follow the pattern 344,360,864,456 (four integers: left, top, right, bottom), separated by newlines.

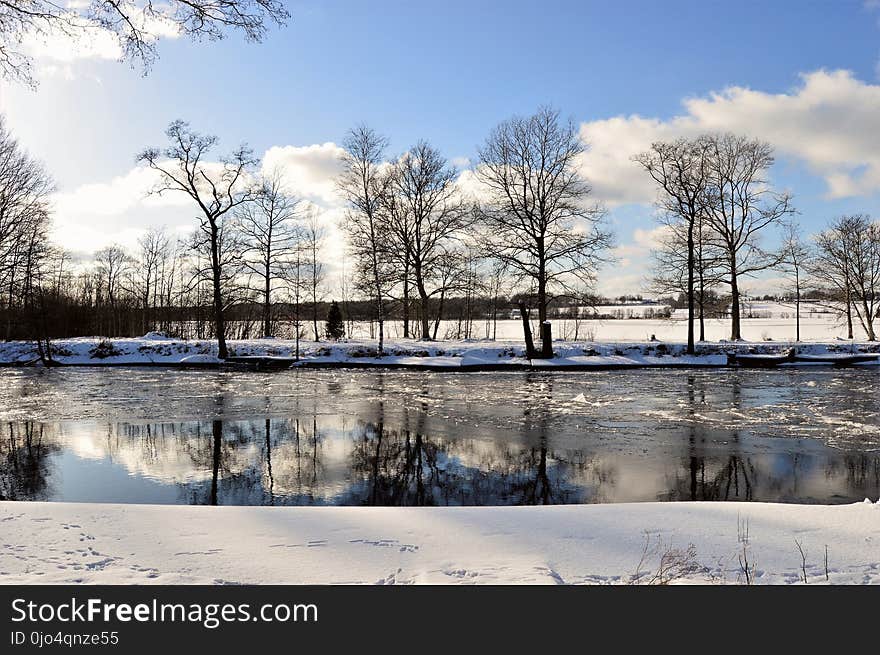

0,367,878,505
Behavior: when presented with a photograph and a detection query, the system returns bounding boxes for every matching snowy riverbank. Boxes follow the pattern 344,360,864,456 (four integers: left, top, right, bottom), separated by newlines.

0,335,878,369
1,500,878,585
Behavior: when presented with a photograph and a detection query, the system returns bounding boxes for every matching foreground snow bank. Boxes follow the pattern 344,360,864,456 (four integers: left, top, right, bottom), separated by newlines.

1,336,878,369
1,501,878,585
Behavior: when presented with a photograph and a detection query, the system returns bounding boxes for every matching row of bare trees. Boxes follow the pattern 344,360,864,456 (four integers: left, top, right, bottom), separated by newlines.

339,106,613,357
0,117,56,358
3,114,878,361
338,130,475,351
636,134,795,349
639,131,880,342
0,119,331,357
810,216,880,341
133,121,329,358
7,212,327,346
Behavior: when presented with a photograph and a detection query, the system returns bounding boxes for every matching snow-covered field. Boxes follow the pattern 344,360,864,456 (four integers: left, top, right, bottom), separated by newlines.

348,312,872,342
2,500,878,585
0,329,877,368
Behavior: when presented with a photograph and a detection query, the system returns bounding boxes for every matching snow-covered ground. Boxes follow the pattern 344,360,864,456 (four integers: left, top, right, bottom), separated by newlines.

1,500,878,585
0,330,877,368
349,312,872,342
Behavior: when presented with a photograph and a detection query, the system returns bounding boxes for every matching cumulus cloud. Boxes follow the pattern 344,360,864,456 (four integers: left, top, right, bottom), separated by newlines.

50,165,196,256
51,141,353,282
261,143,346,205
259,142,352,277
579,70,880,205
54,166,184,216
24,21,123,63
610,225,671,268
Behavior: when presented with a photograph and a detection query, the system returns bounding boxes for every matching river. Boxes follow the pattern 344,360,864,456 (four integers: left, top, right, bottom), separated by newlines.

0,367,878,505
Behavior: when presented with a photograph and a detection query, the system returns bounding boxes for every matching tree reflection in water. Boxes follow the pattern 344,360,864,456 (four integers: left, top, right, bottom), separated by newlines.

2,369,880,505
0,422,58,501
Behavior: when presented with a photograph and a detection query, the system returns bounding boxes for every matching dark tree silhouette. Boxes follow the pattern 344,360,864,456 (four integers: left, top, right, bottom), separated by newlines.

476,106,611,357
325,300,345,339
137,120,259,359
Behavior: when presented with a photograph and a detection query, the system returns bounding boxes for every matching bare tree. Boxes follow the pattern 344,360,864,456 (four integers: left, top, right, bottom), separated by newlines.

813,217,857,339
846,218,880,341
154,236,185,334
649,219,724,342
778,220,811,342
484,258,510,340
19,215,55,362
235,169,301,338
0,116,54,348
338,125,392,354
702,133,794,340
0,116,54,294
0,0,289,86
302,206,326,341
133,226,170,333
375,165,413,338
389,141,470,340
814,215,880,341
279,240,309,358
94,243,131,334
183,214,246,340
455,240,486,340
476,106,611,357
635,137,712,353
138,120,259,359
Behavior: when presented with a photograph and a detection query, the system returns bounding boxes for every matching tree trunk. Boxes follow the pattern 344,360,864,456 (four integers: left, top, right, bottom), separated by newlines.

376,296,384,355
686,221,695,354
312,244,320,341
845,285,854,339
729,263,741,341
537,269,547,323
402,260,410,338
370,234,384,355
295,311,300,360
540,321,553,358
519,300,537,359
263,258,271,338
432,290,445,341
862,299,876,341
209,221,228,359
416,274,431,341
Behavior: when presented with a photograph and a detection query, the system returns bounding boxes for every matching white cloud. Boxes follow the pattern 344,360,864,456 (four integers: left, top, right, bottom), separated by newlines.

50,165,195,256
610,225,671,268
261,143,346,205
51,142,353,283
579,70,880,205
24,20,124,63
23,9,180,65
258,143,352,281
54,166,185,216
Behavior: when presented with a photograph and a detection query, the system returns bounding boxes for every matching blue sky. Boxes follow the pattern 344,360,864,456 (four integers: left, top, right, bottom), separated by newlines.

2,0,880,295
